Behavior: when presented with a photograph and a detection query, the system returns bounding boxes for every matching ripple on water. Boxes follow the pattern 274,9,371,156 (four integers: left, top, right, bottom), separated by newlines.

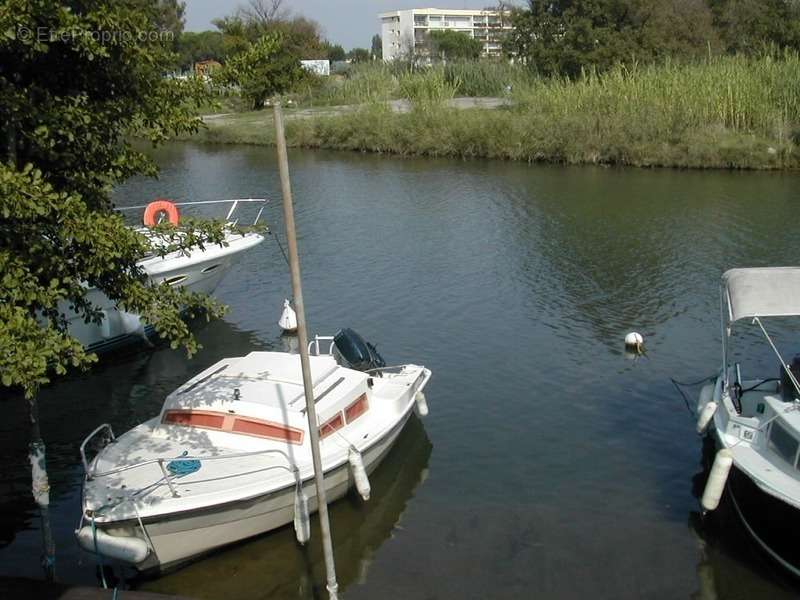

2,148,800,597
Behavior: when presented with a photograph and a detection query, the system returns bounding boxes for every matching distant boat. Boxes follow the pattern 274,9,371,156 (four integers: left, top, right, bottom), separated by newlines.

696,267,800,576
63,199,266,353
75,328,431,572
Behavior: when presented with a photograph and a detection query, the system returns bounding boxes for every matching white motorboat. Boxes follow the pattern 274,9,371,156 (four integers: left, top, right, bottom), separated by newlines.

75,329,431,572
696,267,800,575
65,199,266,353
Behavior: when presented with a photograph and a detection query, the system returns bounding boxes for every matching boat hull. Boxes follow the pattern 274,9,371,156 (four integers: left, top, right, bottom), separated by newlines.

65,234,262,353
101,407,414,572
726,465,800,576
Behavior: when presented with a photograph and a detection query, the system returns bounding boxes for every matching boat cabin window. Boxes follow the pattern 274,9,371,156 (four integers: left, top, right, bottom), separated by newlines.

768,421,800,467
318,393,370,439
163,410,304,445
345,394,369,423
319,413,344,439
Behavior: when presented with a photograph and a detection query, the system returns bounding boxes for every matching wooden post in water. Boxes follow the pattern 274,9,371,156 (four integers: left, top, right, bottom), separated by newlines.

28,395,55,581
272,102,339,600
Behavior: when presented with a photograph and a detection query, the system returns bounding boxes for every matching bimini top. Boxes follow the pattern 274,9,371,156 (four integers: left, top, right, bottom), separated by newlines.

723,267,800,322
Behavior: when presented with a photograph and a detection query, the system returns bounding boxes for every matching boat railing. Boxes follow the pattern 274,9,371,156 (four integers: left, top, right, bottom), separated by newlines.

364,365,408,374
308,335,336,357
117,198,269,228
81,424,299,498
80,423,116,475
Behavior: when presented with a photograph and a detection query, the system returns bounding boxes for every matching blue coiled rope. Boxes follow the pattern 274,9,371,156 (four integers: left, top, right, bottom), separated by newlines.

167,451,202,476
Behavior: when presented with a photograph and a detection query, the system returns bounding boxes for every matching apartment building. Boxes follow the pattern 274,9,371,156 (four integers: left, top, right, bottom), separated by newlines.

380,8,512,61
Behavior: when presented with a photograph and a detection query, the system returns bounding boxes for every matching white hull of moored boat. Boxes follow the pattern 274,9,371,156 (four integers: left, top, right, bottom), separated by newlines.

97,410,413,572
693,267,800,577
66,232,263,353
77,336,431,573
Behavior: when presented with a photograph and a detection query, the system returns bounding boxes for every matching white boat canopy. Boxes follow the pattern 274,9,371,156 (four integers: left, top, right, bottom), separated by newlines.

723,267,800,323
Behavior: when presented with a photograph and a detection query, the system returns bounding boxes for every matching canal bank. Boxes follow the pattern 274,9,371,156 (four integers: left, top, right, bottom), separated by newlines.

3,146,800,598
187,103,797,171
182,55,800,171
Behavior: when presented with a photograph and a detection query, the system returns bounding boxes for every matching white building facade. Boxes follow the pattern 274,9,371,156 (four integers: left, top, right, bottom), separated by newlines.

380,8,512,61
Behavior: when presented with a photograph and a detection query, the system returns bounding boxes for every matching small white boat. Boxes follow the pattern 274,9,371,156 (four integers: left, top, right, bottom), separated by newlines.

696,267,800,575
64,199,266,353
75,329,431,572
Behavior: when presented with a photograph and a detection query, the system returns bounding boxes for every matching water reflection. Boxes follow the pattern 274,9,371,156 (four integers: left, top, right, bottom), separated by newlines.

0,317,272,583
137,416,432,599
3,145,800,597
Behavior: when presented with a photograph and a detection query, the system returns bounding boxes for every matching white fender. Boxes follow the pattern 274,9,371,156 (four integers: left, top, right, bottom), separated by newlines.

696,401,718,434
76,526,149,564
696,383,714,416
414,391,429,417
701,449,733,511
349,450,371,501
293,487,310,544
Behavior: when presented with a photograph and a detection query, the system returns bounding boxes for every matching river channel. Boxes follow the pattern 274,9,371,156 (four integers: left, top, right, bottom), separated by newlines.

2,144,800,598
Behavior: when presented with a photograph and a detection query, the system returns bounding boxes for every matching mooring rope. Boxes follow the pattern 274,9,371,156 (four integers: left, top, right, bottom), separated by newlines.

670,374,717,416
271,229,290,267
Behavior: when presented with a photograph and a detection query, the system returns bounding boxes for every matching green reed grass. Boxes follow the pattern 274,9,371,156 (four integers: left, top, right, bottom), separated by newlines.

192,53,800,169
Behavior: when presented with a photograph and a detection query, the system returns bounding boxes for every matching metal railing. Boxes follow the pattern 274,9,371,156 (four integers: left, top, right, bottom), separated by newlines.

80,423,299,498
117,198,269,227
308,335,336,357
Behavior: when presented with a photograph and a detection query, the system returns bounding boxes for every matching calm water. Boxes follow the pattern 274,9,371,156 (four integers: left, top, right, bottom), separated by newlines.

2,144,800,599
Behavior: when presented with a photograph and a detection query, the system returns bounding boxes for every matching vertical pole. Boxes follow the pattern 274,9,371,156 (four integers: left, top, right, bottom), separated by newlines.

273,102,339,600
29,395,55,581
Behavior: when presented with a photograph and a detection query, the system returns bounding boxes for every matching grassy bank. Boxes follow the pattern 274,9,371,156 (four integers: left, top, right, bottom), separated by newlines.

192,54,800,170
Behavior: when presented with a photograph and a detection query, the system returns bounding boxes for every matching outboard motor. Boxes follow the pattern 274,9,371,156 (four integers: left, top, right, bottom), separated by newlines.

781,355,800,402
333,328,386,372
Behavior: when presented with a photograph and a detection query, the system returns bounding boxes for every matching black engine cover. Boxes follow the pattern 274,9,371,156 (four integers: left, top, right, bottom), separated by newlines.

333,328,386,372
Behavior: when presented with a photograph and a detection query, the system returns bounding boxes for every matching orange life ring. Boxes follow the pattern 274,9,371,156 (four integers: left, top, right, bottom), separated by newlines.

143,199,180,227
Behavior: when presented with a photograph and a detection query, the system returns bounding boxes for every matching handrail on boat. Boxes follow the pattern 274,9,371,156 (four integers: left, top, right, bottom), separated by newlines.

117,199,269,227
308,335,336,357
80,423,116,475
84,444,299,499
364,365,408,374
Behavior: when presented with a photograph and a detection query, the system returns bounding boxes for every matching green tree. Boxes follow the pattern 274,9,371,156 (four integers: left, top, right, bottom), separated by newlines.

371,33,382,59
0,0,232,398
429,30,484,60
506,0,722,76
176,30,227,69
327,43,346,62
710,0,800,54
215,34,304,108
633,0,720,61
349,47,371,63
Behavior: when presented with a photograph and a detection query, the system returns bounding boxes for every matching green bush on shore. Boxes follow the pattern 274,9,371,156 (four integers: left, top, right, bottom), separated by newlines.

194,53,800,170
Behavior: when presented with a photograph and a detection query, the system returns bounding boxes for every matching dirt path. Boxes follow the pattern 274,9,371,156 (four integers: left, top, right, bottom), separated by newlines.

200,97,510,123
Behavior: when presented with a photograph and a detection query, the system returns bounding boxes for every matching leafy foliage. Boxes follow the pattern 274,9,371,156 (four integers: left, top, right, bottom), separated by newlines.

371,34,382,60
349,48,371,63
0,0,234,397
506,0,800,77
215,33,305,108
176,30,227,69
327,43,345,62
429,30,484,61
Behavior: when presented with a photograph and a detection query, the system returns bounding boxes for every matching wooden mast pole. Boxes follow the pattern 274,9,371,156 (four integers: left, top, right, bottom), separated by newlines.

272,102,339,600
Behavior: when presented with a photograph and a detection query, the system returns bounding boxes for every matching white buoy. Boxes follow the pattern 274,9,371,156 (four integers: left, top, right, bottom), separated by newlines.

696,401,718,434
414,391,429,417
278,298,298,333
293,487,311,544
624,331,644,353
701,449,733,512
349,450,371,501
